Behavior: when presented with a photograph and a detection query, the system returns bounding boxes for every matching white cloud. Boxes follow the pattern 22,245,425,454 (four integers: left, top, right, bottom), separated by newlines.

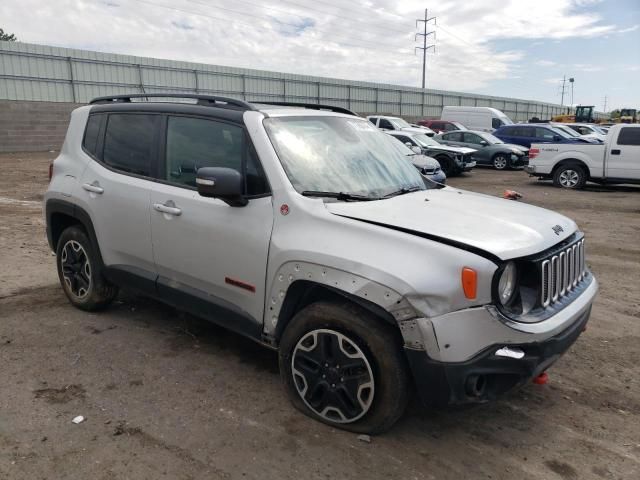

535,60,557,67
618,25,639,34
0,0,619,94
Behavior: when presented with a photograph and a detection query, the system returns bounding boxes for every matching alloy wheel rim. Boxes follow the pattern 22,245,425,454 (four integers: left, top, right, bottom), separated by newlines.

61,240,91,299
494,156,507,169
291,329,375,424
559,169,579,187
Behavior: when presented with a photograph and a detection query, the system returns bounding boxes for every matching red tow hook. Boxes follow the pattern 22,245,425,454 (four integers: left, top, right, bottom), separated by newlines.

533,372,549,385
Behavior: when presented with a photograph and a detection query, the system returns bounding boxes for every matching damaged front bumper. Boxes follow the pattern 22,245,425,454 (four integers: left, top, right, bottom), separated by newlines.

401,276,598,406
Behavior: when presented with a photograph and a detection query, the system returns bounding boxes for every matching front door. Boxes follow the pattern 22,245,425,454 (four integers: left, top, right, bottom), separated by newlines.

607,126,640,180
149,115,274,326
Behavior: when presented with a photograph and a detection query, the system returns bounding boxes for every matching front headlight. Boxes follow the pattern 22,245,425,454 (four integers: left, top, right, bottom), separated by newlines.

498,262,517,305
511,148,522,154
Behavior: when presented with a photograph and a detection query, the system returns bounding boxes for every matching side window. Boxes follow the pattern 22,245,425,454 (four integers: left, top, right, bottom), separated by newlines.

446,132,463,141
395,135,412,144
492,118,504,129
443,123,457,131
83,114,103,159
617,127,640,146
165,116,269,195
536,128,556,140
378,119,393,130
103,114,157,176
500,126,514,135
165,116,243,187
463,132,483,144
245,147,270,196
368,117,378,126
515,127,532,137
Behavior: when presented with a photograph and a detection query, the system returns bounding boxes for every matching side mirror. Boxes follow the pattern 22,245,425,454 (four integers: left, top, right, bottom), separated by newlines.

480,140,488,146
196,167,247,207
411,146,422,154
405,142,413,148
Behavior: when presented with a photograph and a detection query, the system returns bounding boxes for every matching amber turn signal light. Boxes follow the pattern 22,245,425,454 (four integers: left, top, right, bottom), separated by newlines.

461,267,477,299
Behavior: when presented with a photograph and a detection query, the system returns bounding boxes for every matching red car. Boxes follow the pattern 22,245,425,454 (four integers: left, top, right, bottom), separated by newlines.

418,120,467,133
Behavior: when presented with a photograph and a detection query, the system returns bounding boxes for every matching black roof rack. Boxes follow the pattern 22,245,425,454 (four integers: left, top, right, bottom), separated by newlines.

254,101,359,116
89,93,256,111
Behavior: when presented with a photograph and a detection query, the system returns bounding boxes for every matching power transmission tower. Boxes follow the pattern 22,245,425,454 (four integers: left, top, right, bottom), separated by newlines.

560,75,566,108
415,8,436,89
603,96,608,113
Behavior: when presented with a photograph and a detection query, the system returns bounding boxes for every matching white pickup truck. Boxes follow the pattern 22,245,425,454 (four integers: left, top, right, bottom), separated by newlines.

525,124,640,188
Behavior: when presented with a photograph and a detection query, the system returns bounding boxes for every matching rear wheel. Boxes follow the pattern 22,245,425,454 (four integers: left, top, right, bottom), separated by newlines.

56,226,118,311
279,301,410,434
492,154,509,170
553,164,587,189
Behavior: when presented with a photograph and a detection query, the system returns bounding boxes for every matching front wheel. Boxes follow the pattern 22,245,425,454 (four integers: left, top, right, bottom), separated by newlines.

492,154,509,170
553,164,587,189
279,302,410,434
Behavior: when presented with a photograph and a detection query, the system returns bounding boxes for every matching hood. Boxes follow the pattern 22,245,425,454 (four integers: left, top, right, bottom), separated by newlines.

401,126,435,135
425,144,476,155
501,143,529,154
325,188,577,261
410,154,440,169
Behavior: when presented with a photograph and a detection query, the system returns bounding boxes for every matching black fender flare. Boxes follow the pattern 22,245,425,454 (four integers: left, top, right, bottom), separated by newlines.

45,199,101,260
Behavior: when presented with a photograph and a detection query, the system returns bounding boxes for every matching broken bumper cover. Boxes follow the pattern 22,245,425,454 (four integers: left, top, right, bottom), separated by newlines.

403,277,598,406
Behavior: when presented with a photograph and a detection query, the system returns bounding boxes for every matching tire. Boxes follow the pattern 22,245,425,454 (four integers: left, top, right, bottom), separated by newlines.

279,301,410,434
492,153,509,170
56,225,118,311
553,164,587,189
437,156,456,176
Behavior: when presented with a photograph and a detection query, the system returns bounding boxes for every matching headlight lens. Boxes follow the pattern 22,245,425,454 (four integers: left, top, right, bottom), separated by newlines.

498,262,517,305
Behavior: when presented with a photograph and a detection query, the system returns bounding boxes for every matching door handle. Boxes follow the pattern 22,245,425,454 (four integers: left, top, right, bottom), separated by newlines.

153,201,182,216
82,182,104,194
611,149,621,155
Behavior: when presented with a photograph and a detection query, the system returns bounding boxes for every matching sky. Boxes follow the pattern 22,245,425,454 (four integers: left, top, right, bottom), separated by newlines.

1,0,638,110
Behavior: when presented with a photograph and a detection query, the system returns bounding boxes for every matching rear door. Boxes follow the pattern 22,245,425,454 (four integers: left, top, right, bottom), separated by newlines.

149,114,274,326
78,112,159,279
439,131,464,146
606,127,640,180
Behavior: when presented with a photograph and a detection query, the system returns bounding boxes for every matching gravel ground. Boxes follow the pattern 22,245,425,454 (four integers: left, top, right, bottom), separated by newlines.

1,152,639,480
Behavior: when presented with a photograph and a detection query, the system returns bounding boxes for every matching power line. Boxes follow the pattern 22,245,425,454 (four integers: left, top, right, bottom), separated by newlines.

195,0,412,36
415,8,436,89
129,0,416,56
180,0,408,48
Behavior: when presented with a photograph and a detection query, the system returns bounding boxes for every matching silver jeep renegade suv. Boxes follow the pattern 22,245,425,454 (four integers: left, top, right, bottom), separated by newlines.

45,94,598,434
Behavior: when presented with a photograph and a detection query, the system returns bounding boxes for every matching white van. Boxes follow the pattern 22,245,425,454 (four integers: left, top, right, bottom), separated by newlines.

441,106,513,132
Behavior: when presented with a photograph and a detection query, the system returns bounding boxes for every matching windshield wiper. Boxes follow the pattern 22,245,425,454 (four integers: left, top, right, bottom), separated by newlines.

382,185,424,199
301,191,380,201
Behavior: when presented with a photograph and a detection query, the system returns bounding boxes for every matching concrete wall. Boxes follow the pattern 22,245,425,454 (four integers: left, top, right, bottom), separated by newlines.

0,100,81,153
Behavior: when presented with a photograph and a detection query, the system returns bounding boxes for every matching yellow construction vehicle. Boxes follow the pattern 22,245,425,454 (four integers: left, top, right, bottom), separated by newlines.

551,105,595,123
619,108,638,123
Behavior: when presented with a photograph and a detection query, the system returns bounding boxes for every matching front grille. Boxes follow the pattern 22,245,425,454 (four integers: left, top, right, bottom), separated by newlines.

540,238,586,307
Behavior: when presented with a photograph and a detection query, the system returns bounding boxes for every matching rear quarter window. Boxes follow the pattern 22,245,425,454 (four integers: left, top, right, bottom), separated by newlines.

82,114,103,159
617,127,640,146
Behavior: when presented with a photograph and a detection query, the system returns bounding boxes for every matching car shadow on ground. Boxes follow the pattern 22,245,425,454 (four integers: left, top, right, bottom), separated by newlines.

111,290,553,438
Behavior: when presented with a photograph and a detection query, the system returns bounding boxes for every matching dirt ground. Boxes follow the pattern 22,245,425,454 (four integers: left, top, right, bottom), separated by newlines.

1,152,639,480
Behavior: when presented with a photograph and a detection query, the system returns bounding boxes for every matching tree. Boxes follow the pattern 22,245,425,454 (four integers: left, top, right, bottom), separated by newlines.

0,28,17,42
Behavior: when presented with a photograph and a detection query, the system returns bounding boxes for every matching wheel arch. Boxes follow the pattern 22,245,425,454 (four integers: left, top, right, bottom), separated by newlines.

46,199,101,259
551,158,590,178
266,262,415,346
